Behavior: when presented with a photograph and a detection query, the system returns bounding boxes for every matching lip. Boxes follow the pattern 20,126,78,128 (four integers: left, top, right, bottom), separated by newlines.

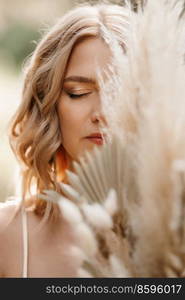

86,133,103,138
86,137,104,145
85,132,106,145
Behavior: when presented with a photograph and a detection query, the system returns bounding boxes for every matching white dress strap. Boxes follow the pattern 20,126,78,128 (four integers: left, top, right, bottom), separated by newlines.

21,207,28,278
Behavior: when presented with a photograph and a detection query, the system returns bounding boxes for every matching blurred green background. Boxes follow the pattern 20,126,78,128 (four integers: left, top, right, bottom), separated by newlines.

0,0,137,202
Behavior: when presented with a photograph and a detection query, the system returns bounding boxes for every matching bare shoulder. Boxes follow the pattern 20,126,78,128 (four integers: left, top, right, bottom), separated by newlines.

0,199,40,235
0,200,20,225
0,199,23,232
0,199,43,277
0,200,22,277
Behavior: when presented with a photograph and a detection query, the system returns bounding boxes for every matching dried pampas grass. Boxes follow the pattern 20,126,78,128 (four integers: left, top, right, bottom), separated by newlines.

40,0,185,277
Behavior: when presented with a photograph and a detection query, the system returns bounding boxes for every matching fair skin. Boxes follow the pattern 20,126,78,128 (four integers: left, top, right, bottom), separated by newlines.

58,37,109,165
0,37,110,277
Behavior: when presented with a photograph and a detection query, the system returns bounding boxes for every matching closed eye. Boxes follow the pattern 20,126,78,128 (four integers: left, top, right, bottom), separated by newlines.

67,92,92,99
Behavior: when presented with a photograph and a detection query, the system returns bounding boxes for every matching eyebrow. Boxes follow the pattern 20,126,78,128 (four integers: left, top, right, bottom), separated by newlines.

64,76,96,84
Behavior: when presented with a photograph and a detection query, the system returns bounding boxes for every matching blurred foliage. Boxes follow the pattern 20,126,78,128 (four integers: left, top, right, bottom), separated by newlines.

0,22,40,71
0,0,144,72
75,0,144,9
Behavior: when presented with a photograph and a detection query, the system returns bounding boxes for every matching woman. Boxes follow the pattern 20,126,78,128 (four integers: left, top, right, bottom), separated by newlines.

0,3,129,277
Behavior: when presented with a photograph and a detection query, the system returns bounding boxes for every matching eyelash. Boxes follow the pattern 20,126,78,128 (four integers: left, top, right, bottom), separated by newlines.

67,92,91,99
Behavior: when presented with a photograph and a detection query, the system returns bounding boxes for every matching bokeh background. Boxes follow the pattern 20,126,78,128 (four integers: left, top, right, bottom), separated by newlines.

0,0,138,202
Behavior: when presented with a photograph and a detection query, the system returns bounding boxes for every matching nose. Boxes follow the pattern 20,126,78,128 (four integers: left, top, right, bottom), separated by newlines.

91,110,107,125
91,93,107,126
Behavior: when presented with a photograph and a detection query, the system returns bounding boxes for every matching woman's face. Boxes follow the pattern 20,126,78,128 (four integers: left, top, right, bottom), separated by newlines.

57,37,111,163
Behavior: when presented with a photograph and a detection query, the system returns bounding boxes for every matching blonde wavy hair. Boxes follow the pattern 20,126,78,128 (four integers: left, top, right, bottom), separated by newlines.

9,2,129,219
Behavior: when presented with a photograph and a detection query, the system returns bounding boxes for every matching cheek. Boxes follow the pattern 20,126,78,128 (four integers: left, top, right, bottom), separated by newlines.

58,101,84,136
57,98,97,160
58,97,90,134
57,95,97,158
57,98,91,160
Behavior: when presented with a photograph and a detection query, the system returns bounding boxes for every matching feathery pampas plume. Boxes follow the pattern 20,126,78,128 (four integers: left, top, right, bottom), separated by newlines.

40,0,185,277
